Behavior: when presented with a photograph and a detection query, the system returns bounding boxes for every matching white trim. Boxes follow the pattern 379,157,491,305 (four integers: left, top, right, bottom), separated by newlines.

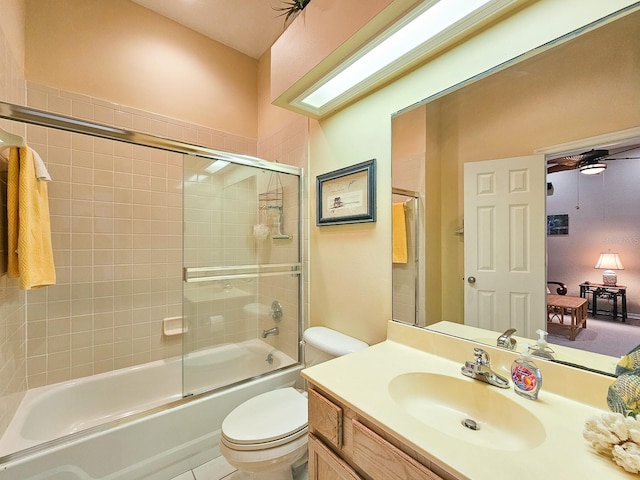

535,127,640,158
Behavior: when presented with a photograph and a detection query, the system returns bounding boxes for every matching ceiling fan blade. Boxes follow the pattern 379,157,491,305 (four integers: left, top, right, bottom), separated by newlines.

547,147,640,172
547,164,576,173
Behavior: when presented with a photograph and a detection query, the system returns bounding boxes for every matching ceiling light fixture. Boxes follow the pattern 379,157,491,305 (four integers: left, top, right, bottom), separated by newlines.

295,0,512,115
578,158,607,175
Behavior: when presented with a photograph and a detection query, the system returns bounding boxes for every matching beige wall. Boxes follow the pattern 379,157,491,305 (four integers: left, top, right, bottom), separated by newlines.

307,0,639,346
25,0,258,139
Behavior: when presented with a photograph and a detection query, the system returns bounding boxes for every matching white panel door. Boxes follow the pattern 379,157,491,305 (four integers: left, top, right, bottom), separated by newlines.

464,155,546,339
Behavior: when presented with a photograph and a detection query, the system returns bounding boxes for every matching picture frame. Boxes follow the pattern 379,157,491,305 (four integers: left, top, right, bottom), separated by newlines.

547,214,569,236
316,159,376,226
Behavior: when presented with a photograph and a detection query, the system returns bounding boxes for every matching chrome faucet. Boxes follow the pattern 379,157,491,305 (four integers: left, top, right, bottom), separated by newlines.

261,326,279,338
497,328,517,350
461,347,510,389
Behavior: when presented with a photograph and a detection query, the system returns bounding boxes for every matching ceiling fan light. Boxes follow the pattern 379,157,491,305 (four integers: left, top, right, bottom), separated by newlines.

579,159,607,175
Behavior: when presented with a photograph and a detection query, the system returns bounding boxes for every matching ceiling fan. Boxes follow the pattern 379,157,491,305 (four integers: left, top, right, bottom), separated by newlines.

547,146,640,174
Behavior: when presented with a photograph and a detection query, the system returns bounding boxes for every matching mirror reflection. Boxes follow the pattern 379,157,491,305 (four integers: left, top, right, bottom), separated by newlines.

392,8,640,376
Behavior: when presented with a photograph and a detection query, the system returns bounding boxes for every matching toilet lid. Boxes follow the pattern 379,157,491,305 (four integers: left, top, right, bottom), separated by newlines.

222,387,308,448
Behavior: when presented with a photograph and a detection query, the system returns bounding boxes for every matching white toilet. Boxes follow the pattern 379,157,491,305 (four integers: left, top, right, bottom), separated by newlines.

219,327,368,480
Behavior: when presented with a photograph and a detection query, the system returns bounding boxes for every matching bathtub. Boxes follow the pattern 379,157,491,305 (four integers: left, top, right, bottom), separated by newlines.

0,339,300,480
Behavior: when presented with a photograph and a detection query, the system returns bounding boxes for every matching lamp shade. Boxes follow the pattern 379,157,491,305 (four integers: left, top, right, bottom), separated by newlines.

595,252,624,286
595,253,624,270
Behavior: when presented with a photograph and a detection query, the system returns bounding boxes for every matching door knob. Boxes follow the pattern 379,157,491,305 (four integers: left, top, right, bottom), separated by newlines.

467,276,476,284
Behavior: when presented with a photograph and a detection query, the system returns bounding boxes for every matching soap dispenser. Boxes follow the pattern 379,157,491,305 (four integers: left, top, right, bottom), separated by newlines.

511,346,542,400
529,329,556,360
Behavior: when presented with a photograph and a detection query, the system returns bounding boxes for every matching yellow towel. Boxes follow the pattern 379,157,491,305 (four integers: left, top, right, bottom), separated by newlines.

392,202,408,264
7,146,56,289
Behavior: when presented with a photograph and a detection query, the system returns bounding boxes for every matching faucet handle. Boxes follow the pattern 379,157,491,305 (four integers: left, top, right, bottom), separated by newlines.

473,347,490,365
497,328,517,349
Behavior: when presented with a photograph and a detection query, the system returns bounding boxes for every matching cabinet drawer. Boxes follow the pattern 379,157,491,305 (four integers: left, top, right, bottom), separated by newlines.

309,434,363,480
352,420,443,480
308,388,343,449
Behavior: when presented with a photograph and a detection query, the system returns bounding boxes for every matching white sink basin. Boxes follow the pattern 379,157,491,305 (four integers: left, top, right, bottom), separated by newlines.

388,372,546,451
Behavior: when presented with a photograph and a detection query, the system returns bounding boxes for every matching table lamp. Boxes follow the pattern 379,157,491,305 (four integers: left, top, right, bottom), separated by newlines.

595,252,624,286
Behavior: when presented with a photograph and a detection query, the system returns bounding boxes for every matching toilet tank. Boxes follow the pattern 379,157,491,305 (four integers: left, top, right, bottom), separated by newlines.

303,327,368,367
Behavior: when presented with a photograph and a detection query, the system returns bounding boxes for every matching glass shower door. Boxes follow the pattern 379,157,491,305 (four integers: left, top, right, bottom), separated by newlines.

182,155,301,397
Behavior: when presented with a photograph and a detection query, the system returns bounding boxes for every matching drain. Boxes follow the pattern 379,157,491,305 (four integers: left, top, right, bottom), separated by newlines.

461,418,480,431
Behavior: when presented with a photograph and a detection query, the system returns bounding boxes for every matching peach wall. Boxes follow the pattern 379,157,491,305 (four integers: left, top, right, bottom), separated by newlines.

0,0,25,66
270,0,417,107
0,0,27,439
257,49,308,141
25,0,258,139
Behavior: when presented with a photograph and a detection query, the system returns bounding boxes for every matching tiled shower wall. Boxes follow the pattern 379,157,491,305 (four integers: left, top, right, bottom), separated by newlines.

0,23,27,437
22,82,263,388
20,83,309,388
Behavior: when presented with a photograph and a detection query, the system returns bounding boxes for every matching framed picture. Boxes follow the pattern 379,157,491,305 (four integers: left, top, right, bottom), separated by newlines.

316,159,376,226
547,214,569,236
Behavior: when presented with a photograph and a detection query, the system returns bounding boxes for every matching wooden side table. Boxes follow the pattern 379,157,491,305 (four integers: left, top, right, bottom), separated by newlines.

547,294,588,340
579,283,627,322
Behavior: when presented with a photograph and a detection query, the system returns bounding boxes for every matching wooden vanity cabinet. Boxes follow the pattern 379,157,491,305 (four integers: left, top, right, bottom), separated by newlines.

308,385,454,480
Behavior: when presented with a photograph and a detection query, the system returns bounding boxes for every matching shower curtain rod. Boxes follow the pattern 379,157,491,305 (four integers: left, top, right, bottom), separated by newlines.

0,101,299,175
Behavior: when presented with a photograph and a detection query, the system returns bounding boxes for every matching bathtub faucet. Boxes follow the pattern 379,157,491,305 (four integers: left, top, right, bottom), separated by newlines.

261,327,279,338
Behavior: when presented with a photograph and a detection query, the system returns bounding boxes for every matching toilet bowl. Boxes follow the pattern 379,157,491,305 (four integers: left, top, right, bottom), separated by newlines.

220,327,368,480
220,387,308,480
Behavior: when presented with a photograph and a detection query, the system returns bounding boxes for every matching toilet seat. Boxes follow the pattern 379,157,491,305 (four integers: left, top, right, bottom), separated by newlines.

221,387,308,451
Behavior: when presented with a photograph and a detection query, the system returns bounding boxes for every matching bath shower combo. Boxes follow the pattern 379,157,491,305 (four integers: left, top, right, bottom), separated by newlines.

0,100,304,479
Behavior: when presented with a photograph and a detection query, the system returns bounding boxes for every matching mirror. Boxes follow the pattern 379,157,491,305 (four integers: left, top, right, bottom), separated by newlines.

392,7,640,376
392,108,426,326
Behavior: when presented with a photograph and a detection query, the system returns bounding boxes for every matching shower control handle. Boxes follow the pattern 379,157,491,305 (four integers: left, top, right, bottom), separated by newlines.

271,301,283,322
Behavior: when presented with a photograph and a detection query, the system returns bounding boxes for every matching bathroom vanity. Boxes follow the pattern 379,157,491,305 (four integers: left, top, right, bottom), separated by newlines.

302,321,635,480
307,384,447,479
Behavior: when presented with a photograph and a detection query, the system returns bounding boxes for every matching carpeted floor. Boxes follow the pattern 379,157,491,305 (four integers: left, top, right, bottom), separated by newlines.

547,315,640,358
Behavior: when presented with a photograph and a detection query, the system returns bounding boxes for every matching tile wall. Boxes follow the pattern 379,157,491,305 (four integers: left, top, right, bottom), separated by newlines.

19,84,308,388
22,82,262,388
0,23,27,437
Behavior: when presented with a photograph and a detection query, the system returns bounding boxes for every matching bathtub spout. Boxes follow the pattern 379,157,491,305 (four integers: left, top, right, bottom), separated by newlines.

262,327,279,338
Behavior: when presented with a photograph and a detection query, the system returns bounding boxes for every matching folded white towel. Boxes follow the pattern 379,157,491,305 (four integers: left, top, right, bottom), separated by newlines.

32,149,51,182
